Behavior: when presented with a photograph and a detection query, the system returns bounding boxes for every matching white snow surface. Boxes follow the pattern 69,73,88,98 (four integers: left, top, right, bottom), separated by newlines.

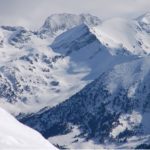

111,111,142,138
49,125,104,149
0,107,57,150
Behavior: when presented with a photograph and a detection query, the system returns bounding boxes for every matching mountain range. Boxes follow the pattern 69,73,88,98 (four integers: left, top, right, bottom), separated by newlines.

0,12,150,149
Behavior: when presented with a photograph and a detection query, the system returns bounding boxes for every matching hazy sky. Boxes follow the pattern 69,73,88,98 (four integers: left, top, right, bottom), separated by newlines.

0,0,149,29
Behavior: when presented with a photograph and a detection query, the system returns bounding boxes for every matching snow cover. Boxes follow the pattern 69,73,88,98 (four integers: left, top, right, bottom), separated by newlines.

49,126,104,149
0,107,57,150
111,111,142,138
0,14,101,114
93,17,150,55
0,25,89,114
51,23,136,80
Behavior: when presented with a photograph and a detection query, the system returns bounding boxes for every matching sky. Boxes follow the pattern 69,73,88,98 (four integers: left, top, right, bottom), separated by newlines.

0,0,149,29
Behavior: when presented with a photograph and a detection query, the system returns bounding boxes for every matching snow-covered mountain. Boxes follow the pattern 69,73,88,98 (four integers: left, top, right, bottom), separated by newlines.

0,107,57,150
0,13,134,114
20,56,150,149
0,12,149,116
137,12,150,33
0,12,150,149
39,13,101,37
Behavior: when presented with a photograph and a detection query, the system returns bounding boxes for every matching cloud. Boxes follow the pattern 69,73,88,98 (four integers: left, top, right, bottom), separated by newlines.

0,0,149,29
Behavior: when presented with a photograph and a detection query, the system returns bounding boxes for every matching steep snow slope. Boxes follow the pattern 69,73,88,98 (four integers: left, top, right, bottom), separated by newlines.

0,107,57,150
93,16,150,55
39,13,101,37
20,56,150,149
51,24,136,80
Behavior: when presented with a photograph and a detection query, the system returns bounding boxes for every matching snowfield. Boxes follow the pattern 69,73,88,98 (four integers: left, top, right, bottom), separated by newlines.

0,107,57,150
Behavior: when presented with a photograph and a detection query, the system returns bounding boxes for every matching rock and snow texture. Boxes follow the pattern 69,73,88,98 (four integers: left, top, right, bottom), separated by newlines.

51,23,135,79
0,13,102,114
0,107,57,150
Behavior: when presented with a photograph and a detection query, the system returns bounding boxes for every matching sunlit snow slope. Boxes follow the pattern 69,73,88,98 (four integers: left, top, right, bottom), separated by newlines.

0,107,57,150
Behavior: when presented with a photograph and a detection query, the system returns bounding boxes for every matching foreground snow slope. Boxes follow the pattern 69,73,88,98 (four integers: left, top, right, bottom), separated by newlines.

0,107,57,150
51,24,135,80
20,56,150,149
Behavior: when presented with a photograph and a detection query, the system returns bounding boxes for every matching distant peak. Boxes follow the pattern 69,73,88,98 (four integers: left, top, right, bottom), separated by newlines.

39,13,101,37
136,12,150,24
136,12,150,33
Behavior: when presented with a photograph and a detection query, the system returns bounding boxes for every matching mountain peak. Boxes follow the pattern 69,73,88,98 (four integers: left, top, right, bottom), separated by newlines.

136,12,150,33
137,12,150,23
39,13,101,37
